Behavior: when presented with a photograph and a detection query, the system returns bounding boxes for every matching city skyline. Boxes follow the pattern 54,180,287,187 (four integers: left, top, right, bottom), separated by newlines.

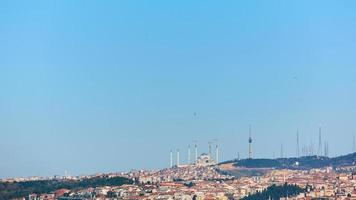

1,1,356,178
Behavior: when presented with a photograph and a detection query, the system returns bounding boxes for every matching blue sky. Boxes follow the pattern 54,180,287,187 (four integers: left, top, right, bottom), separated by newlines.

1,1,356,178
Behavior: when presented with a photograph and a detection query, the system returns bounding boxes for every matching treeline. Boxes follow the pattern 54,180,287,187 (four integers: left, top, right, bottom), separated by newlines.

232,156,330,169
234,159,282,168
225,152,356,170
0,176,132,200
241,183,304,200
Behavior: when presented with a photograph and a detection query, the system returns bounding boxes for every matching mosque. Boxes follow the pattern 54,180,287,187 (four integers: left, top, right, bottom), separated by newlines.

170,143,219,168
195,153,216,166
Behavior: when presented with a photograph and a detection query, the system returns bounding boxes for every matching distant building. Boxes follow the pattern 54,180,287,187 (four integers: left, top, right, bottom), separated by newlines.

195,153,215,166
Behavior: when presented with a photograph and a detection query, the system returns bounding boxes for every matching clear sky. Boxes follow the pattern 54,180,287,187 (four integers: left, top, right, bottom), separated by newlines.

1,1,356,178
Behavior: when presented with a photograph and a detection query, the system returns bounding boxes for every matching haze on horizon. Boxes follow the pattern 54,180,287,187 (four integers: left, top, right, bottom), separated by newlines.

1,1,356,178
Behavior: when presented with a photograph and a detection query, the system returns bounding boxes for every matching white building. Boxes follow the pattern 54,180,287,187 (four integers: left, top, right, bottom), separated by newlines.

195,153,215,166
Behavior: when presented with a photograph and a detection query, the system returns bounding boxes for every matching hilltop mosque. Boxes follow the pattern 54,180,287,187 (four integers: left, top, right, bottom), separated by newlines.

170,142,219,168
195,153,216,166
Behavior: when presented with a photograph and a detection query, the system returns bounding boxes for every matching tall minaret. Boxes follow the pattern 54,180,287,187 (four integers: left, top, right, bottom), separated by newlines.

296,129,300,158
248,125,253,159
170,150,173,168
176,149,180,166
215,144,219,164
188,145,191,164
194,141,198,163
208,142,212,157
318,126,322,157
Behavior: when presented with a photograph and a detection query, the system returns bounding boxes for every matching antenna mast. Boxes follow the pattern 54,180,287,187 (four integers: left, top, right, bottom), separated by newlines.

248,125,252,159
280,143,284,158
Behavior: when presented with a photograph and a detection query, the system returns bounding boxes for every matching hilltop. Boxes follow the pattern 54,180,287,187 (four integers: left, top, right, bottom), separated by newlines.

222,152,356,169
218,152,356,177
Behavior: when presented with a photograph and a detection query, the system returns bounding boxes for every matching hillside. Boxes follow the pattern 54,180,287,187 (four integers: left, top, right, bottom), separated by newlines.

241,183,305,200
221,152,356,170
0,176,133,200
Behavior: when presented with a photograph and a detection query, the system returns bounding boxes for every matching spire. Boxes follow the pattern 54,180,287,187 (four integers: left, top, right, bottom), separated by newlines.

170,150,173,168
193,140,198,163
188,145,191,164
176,149,180,166
318,126,322,157
297,129,300,158
216,144,219,164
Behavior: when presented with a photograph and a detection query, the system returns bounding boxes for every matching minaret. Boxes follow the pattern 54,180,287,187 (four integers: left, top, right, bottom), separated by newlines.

248,125,253,159
195,144,198,162
216,144,219,164
353,135,355,152
188,145,191,164
296,129,300,158
176,149,180,166
208,142,212,157
170,150,173,168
